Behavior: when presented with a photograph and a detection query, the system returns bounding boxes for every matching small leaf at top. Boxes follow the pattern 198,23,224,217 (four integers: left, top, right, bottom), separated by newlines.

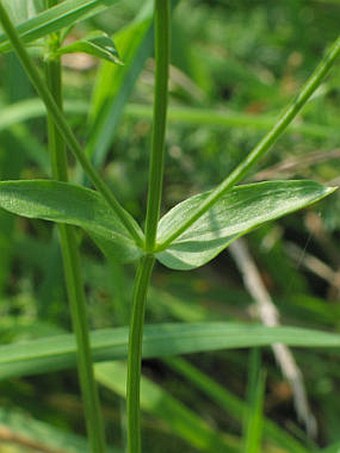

0,0,120,54
156,180,337,270
56,31,123,64
0,179,143,262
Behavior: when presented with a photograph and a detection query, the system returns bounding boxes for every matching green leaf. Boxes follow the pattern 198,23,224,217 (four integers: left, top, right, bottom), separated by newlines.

156,180,337,270
2,322,340,380
125,103,339,139
242,349,265,453
95,361,240,452
56,31,123,64
0,179,143,262
0,0,119,53
1,98,336,140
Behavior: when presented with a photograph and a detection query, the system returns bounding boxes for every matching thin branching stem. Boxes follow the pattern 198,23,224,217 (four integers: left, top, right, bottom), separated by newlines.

0,1,143,247
44,1,106,450
157,35,340,251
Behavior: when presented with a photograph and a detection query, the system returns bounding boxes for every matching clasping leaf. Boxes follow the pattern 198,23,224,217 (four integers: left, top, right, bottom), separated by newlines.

55,31,123,64
156,180,336,270
0,179,143,262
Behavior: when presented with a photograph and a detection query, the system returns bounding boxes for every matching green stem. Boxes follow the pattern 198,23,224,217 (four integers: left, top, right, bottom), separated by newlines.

126,255,155,453
125,3,170,450
44,7,106,450
59,226,107,452
44,54,67,181
144,0,170,251
157,35,340,251
0,1,143,247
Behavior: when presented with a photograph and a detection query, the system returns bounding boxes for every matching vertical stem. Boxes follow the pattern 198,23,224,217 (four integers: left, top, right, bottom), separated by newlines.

144,0,170,251
44,2,106,450
58,226,107,452
126,255,155,453
126,2,170,451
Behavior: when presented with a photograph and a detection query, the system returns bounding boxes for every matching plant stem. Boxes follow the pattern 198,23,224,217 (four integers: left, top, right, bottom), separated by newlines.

157,35,340,251
144,0,170,251
0,1,143,247
125,3,170,451
44,6,106,450
58,226,107,452
126,254,155,453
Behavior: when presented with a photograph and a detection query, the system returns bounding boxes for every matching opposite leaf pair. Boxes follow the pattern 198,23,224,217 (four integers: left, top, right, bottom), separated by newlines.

0,178,334,270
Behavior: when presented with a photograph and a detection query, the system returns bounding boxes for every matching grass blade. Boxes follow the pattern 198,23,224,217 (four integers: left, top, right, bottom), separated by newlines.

166,357,308,453
242,349,265,453
86,17,153,166
1,322,340,379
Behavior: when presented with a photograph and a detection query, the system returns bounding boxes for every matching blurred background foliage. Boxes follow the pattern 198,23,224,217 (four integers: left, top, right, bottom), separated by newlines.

0,0,339,451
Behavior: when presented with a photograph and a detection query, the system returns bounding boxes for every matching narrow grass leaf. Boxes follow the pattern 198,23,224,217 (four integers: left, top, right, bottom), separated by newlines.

0,0,119,53
166,357,308,453
242,349,265,453
157,180,337,270
1,98,336,140
2,322,340,379
86,17,153,165
0,98,87,132
95,361,240,452
125,103,338,139
0,179,143,262
56,31,123,64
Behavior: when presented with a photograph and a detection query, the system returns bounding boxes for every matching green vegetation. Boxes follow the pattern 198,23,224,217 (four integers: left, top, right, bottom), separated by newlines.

0,0,339,451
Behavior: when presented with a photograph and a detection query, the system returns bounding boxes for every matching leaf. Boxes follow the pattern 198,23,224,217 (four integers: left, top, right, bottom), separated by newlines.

125,103,338,139
95,361,240,452
156,180,337,270
242,349,265,453
0,179,143,262
1,98,335,139
56,31,123,64
0,0,119,53
1,322,340,379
